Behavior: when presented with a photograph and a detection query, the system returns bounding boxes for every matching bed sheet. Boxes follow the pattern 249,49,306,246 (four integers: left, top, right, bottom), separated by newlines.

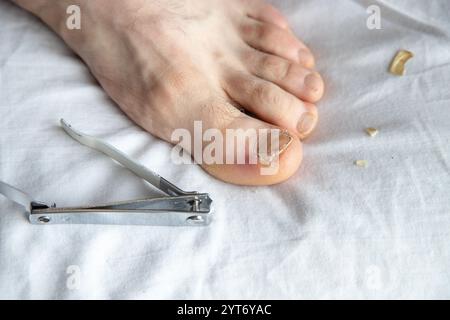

0,0,449,299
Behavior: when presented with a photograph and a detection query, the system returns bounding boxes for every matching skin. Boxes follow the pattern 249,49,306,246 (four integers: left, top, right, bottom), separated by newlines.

12,0,325,185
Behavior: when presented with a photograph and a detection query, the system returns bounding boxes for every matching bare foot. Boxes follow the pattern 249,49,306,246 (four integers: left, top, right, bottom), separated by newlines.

15,0,324,185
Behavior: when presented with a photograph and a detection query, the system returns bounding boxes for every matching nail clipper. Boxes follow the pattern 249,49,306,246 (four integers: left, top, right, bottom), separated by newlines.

0,120,213,227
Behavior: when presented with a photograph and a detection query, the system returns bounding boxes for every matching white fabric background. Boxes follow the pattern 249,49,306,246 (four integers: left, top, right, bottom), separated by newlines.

0,0,449,299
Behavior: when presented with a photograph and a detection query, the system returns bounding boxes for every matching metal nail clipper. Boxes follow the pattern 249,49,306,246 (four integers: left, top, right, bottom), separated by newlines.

0,120,213,226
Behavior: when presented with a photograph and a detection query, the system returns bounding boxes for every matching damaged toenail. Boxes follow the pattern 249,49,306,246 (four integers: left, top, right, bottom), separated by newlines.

297,112,316,137
304,72,322,92
278,130,293,154
257,130,293,166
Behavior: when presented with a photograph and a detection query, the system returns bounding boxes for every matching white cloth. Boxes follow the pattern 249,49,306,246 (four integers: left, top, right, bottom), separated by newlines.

1,0,449,299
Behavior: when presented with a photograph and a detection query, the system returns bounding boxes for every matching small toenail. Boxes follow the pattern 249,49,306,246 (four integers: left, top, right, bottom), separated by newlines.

297,112,316,136
304,72,322,92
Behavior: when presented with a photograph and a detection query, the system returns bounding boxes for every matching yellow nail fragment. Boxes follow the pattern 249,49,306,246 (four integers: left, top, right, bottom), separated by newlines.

365,127,378,137
355,160,368,168
389,50,414,76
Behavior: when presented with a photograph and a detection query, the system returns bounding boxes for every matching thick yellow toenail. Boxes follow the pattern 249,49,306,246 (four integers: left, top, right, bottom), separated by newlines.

297,112,315,137
304,72,322,92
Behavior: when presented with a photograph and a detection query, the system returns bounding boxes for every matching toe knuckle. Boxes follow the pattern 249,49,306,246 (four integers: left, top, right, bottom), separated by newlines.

241,21,263,38
240,23,255,36
258,24,276,40
254,82,282,106
261,55,289,80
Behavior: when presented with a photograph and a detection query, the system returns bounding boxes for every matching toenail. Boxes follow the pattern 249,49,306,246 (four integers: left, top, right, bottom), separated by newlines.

304,72,322,92
297,112,316,136
258,130,293,166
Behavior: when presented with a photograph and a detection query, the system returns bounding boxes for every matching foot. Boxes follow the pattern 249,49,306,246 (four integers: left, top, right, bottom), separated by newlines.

17,0,325,185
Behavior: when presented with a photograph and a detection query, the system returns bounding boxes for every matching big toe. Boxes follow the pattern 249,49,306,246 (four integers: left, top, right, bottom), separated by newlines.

171,101,302,186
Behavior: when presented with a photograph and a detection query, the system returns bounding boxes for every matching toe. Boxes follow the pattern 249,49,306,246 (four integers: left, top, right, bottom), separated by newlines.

242,50,324,103
223,72,319,139
242,0,290,30
239,18,314,66
169,97,303,185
